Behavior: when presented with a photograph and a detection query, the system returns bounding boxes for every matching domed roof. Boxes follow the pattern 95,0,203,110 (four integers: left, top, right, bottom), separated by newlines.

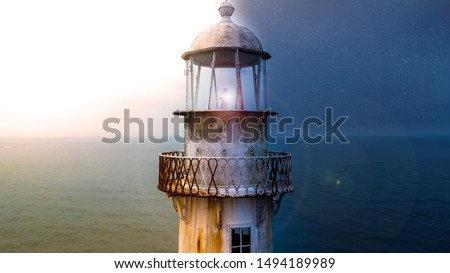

181,2,271,60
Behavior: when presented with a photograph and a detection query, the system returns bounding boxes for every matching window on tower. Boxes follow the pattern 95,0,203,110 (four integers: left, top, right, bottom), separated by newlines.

231,227,251,253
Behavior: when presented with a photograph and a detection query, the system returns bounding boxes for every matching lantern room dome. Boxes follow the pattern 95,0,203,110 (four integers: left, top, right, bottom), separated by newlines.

181,1,271,60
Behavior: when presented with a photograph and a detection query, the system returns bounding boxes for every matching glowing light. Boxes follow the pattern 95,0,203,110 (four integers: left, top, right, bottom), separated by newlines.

219,88,234,110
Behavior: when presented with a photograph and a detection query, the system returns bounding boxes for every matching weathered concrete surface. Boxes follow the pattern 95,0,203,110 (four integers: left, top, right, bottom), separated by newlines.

177,196,272,252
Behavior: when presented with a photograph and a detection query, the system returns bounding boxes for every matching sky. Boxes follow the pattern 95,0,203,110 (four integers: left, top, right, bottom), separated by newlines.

239,0,450,135
0,0,449,138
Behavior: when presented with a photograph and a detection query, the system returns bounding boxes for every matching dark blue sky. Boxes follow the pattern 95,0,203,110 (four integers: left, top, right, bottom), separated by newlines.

233,0,450,135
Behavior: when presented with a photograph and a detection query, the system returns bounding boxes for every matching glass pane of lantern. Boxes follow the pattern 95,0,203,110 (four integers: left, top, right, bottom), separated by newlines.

190,53,213,110
215,68,237,110
193,64,213,109
241,67,257,110
240,52,263,111
260,59,267,110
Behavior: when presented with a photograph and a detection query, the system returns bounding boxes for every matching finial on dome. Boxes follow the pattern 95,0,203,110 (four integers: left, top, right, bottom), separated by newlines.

219,1,235,18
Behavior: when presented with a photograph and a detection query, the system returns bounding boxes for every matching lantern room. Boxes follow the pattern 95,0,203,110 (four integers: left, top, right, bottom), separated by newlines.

182,2,271,111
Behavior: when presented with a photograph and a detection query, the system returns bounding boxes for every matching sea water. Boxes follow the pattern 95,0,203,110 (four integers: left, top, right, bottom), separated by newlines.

0,136,449,252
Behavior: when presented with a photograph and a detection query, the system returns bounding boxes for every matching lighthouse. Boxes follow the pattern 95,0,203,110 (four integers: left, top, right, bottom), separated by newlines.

158,1,294,253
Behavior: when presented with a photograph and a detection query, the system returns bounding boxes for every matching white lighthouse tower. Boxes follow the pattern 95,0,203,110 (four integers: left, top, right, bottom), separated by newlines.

158,1,294,253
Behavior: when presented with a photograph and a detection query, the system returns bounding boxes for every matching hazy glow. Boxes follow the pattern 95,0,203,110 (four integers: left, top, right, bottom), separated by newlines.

224,93,232,103
0,0,221,137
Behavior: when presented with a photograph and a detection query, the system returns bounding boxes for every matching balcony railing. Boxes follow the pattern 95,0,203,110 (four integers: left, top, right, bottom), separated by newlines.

158,151,294,197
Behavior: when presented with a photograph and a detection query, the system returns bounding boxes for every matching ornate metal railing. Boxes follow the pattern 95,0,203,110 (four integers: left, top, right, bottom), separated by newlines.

158,151,294,197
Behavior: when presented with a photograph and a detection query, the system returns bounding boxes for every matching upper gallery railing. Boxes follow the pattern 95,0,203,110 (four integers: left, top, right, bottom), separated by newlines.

158,151,294,197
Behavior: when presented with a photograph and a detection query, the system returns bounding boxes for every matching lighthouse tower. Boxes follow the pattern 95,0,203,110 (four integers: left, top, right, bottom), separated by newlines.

158,2,294,253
